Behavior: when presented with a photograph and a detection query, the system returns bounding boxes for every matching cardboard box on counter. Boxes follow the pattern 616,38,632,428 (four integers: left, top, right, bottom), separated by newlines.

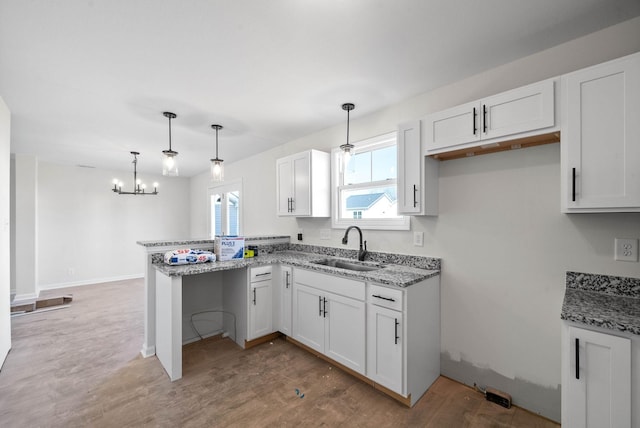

214,236,245,261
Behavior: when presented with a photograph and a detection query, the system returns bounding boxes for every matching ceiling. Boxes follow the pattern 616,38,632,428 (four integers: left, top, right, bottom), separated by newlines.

2,1,640,177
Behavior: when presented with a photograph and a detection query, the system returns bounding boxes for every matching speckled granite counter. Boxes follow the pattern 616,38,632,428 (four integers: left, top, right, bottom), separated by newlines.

154,250,439,288
561,271,640,336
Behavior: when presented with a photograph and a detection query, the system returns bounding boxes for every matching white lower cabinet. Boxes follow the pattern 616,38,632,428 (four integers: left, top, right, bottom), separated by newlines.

367,303,403,393
292,268,366,374
292,267,440,406
247,266,273,341
562,324,633,428
366,278,440,406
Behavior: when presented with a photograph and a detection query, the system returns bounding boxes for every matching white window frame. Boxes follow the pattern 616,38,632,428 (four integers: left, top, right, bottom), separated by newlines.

207,178,244,238
331,132,410,230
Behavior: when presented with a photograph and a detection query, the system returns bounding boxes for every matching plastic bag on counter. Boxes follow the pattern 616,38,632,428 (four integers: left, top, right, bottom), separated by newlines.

164,249,216,265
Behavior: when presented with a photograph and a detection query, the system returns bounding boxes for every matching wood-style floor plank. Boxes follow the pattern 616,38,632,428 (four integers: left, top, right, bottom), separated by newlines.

0,278,559,427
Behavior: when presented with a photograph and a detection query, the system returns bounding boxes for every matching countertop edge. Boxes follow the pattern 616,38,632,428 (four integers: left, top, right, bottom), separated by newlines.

153,252,439,288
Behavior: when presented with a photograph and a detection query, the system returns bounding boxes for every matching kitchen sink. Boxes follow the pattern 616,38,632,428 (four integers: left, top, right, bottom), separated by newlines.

311,258,384,272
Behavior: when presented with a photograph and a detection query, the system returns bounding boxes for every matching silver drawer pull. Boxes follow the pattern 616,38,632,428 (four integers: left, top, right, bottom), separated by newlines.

372,294,395,302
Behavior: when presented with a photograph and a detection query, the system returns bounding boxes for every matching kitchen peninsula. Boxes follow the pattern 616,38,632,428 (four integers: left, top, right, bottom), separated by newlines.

138,236,441,406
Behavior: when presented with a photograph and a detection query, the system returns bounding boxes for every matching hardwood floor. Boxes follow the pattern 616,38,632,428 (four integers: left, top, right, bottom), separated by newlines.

0,279,559,427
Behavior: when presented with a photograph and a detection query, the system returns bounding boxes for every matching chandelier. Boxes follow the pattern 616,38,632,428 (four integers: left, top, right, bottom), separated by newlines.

112,152,158,195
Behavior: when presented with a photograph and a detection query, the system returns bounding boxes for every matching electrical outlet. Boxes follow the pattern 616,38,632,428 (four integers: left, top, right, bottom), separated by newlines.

615,238,638,262
68,268,75,276
413,231,424,247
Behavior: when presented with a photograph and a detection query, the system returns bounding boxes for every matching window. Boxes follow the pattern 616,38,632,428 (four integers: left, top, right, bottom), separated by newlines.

332,132,409,230
208,179,243,238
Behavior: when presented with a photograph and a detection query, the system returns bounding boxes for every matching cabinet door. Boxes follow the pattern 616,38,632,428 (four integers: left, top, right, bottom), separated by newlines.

563,54,640,211
398,120,439,216
397,120,422,214
276,157,293,216
482,79,554,140
324,292,365,374
248,279,273,340
280,266,292,336
291,152,311,216
424,101,480,152
292,283,324,353
565,326,631,428
367,304,403,393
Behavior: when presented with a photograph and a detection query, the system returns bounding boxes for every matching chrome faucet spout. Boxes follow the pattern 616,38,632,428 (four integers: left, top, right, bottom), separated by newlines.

342,225,368,261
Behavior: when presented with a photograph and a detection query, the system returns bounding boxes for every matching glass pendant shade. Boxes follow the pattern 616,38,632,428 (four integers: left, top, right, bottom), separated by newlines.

162,150,178,176
210,124,224,182
162,111,179,176
340,142,354,172
211,159,224,181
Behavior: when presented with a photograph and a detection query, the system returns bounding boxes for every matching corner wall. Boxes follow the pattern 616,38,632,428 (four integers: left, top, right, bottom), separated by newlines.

190,17,640,421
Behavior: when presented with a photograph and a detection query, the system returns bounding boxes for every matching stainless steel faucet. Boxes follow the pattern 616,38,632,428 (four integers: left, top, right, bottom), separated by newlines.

342,225,367,261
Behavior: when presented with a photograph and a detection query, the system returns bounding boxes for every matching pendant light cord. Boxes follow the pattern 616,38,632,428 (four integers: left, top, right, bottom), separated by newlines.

168,115,172,151
215,126,219,159
346,107,350,146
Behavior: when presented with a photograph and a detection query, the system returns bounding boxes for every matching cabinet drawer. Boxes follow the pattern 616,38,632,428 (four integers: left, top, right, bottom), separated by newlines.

294,268,365,300
250,265,272,282
368,284,403,311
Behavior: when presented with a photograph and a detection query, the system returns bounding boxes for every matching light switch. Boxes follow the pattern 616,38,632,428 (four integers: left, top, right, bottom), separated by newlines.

413,231,424,247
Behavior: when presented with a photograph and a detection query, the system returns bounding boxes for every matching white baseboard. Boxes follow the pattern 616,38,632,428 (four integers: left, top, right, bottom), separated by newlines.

12,292,39,303
38,273,144,291
141,345,156,358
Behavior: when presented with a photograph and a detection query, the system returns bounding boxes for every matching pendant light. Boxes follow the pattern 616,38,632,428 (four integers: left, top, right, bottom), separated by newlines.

210,124,224,181
162,111,179,176
112,151,158,195
340,103,355,171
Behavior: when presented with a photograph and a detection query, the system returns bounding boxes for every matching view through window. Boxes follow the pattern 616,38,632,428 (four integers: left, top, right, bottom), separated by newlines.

332,132,409,230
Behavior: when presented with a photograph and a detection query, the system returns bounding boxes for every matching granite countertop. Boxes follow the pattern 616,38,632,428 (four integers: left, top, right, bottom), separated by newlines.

153,250,439,288
561,271,640,336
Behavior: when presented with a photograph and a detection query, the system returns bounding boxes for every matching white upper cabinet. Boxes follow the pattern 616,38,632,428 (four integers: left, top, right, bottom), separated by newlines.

276,149,330,217
561,52,640,212
397,120,438,216
424,79,556,154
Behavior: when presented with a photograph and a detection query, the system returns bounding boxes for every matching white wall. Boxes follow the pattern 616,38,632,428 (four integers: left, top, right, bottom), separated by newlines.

190,17,640,420
12,154,38,300
35,162,191,289
0,96,11,368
